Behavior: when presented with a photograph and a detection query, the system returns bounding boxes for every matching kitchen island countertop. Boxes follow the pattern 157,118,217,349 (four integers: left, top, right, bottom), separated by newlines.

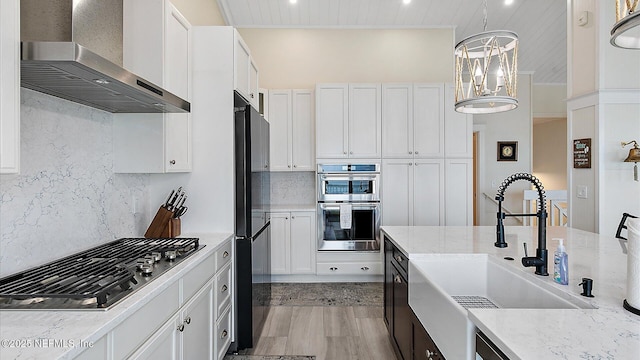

0,232,233,360
381,225,640,360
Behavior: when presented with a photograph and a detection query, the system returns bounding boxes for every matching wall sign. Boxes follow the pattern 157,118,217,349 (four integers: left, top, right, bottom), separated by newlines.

573,138,592,168
497,141,518,161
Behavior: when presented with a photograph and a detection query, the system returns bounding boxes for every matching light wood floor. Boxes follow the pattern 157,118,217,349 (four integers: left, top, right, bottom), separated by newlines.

246,306,398,360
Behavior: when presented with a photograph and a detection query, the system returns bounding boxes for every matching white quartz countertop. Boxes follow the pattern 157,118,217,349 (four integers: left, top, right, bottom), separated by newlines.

268,204,316,212
0,232,233,360
381,225,640,360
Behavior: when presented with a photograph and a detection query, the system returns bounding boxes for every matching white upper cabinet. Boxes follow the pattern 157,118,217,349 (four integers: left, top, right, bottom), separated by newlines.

316,83,381,159
349,83,382,158
444,84,473,158
0,0,20,174
116,0,192,173
414,83,445,158
269,89,315,172
382,84,413,158
234,32,259,109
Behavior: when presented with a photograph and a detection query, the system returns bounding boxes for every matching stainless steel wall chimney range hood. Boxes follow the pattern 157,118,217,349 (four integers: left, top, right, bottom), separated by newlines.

20,0,190,113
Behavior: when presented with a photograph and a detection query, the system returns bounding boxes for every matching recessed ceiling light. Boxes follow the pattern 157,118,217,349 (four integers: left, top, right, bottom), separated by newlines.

505,0,514,5
403,0,411,4
290,0,297,4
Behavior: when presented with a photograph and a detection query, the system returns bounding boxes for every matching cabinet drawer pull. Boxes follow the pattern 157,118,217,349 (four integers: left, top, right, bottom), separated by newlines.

288,165,291,168
329,267,338,271
426,349,437,359
221,330,228,339
223,251,229,258
395,255,404,263
394,275,402,284
221,284,228,293
185,316,191,324
361,266,370,271
177,324,185,332
293,164,297,168
169,160,176,165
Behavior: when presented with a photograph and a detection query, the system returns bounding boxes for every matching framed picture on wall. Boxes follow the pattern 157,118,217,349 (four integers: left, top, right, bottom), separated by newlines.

497,141,518,161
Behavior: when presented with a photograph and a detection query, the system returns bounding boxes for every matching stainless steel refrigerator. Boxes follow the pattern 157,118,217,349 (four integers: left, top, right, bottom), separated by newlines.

233,91,271,350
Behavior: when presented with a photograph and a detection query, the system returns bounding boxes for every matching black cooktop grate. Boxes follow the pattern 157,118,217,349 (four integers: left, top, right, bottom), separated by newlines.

0,238,199,309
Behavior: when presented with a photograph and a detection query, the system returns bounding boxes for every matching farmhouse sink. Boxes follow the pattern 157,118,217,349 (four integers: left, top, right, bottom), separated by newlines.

409,253,595,360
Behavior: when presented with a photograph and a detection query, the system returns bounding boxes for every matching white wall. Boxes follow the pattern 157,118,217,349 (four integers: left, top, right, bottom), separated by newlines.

475,74,533,226
238,28,454,89
0,90,150,276
567,0,640,234
532,84,567,118
171,0,226,26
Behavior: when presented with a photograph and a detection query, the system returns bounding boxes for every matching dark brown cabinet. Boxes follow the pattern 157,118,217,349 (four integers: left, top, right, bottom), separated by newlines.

384,235,445,360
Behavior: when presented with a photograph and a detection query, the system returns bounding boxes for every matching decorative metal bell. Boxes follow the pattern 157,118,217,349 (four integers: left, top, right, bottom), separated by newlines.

622,141,640,181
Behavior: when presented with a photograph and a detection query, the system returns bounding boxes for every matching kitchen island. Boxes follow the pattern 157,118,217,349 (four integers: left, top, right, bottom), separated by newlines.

382,225,640,359
0,232,233,360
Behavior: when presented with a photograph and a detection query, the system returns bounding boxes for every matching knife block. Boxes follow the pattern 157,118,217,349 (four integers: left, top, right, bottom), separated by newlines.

161,218,181,238
145,207,175,238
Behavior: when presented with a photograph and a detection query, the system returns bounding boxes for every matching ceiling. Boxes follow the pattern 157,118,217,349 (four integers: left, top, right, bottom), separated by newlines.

216,0,567,84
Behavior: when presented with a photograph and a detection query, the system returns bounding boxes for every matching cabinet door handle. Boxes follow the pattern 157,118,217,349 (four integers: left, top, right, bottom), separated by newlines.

349,151,353,154
409,151,413,154
395,255,404,263
221,284,228,293
293,164,297,168
330,267,338,271
185,316,191,324
223,251,229,258
169,160,176,165
426,349,438,359
343,151,347,155
250,93,255,98
415,151,419,154
361,266,370,271
177,324,185,332
394,275,402,283
221,330,228,339
288,165,291,168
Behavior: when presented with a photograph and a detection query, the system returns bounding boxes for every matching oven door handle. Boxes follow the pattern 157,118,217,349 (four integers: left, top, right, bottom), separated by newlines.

319,174,379,181
318,203,380,211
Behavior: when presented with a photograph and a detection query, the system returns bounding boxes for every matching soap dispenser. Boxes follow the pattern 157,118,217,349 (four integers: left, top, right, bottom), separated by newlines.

553,238,569,285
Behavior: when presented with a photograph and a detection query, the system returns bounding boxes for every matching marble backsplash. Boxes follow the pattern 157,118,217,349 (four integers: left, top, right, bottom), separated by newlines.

270,171,315,206
0,89,150,277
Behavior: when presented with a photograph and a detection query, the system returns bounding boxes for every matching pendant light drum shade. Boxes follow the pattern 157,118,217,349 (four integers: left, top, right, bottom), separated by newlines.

454,30,519,114
611,0,640,49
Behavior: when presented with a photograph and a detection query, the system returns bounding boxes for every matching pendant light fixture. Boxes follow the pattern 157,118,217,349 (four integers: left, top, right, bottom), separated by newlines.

611,0,640,49
454,0,519,114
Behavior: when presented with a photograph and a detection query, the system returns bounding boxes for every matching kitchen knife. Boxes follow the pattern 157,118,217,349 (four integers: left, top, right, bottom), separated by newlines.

167,187,182,209
163,190,175,208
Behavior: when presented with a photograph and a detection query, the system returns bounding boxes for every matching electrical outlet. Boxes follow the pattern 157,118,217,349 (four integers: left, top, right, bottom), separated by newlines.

132,195,139,214
577,185,588,199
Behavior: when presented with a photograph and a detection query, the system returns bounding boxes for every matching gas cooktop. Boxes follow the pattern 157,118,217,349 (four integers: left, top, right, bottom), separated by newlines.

0,238,202,310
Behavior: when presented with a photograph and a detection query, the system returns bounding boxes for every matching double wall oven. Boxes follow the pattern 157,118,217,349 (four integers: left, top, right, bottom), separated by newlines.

317,164,381,251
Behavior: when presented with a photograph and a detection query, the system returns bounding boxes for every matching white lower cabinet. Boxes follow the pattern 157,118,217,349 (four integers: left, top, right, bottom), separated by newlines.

316,251,382,276
269,211,316,275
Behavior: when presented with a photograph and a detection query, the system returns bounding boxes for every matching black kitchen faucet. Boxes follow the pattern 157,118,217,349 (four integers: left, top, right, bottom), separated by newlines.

495,173,549,276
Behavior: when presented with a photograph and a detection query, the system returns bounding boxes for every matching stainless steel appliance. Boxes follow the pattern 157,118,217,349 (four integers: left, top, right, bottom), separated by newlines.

20,0,189,113
0,237,201,310
234,91,271,351
317,163,381,251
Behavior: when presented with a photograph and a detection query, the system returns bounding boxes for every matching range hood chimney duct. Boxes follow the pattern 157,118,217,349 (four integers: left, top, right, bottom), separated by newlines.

20,0,190,113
